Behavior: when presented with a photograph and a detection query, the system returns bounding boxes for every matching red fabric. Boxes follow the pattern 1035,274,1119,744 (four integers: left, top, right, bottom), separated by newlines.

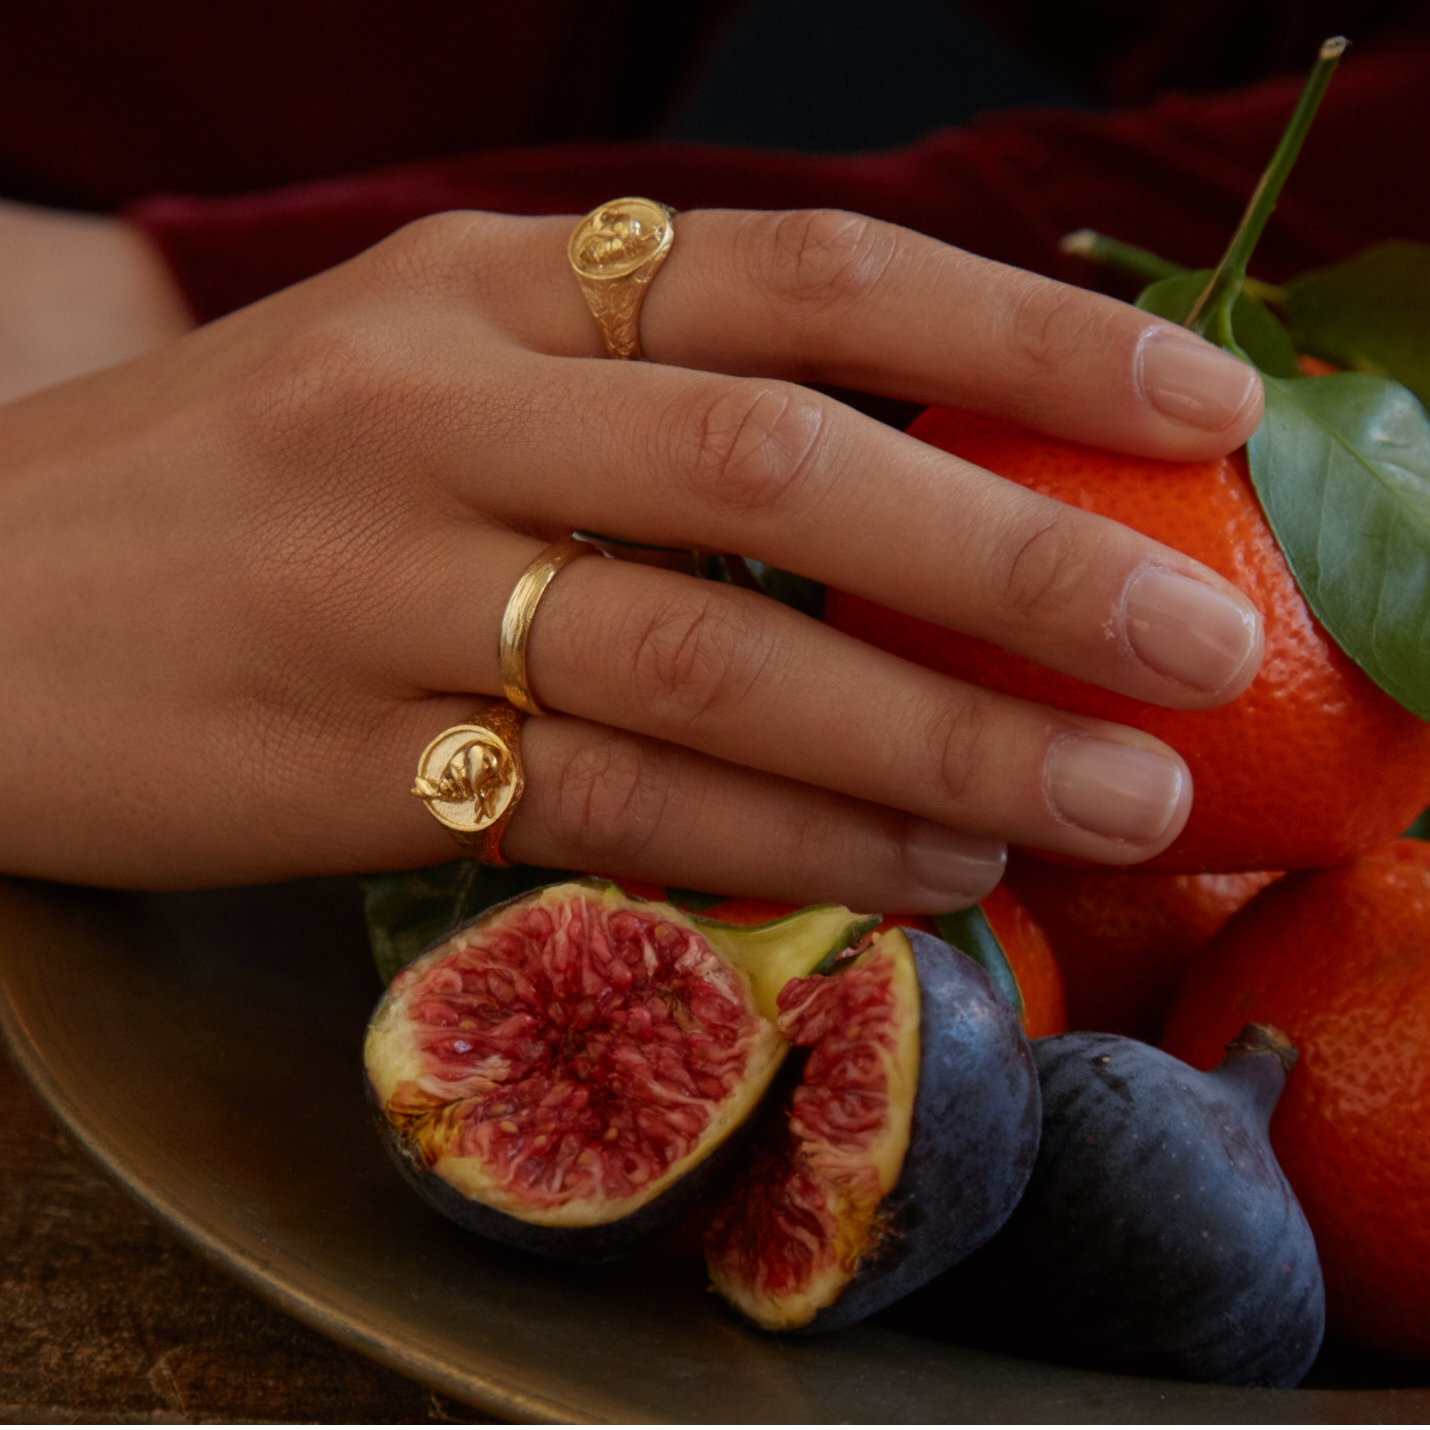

127,41,1430,326
0,0,730,208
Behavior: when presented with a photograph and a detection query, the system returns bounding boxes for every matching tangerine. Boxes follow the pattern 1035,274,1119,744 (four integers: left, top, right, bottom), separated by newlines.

1160,841,1430,1361
827,407,1430,873
975,880,1067,1039
1004,852,1277,1041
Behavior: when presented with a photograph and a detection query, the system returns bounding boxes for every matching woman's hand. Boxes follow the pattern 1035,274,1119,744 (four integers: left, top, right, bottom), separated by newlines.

0,208,1264,908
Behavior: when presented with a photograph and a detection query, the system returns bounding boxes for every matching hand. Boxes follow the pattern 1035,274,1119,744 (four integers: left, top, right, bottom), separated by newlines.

0,208,1264,908
0,199,193,402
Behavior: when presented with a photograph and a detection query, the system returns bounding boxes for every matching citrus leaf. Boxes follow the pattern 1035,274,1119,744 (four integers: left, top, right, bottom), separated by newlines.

361,860,571,984
1286,243,1430,407
933,906,1024,1019
1136,271,1299,379
1247,372,1430,720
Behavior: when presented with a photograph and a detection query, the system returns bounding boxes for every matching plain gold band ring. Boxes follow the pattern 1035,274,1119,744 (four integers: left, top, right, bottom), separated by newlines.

500,538,608,715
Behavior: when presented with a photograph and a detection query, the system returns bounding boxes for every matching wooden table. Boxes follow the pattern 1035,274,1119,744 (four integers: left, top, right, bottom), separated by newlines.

0,1045,491,1424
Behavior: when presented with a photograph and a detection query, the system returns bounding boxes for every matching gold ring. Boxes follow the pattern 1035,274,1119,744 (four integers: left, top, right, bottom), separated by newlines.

411,700,527,866
568,197,676,360
499,537,608,715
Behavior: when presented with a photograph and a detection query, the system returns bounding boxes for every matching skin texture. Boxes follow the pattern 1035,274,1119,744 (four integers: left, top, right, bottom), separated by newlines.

0,204,1267,906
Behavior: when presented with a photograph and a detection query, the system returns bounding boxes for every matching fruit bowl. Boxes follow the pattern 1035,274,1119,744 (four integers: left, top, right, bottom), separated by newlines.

0,873,1424,1422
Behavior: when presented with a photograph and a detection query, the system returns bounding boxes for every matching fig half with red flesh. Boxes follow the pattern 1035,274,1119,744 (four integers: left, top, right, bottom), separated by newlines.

706,926,1041,1332
364,880,878,1261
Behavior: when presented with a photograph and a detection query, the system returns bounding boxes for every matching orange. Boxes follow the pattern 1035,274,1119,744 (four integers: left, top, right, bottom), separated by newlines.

1160,841,1430,1360
974,880,1067,1039
679,884,1067,1039
827,407,1430,873
1004,852,1277,1041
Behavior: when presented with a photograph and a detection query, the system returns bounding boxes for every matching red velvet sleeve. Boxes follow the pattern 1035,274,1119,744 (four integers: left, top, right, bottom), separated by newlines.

127,42,1430,326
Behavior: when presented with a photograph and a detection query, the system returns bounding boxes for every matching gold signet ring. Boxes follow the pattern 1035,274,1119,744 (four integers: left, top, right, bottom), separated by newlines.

500,537,609,715
568,197,676,360
411,700,527,866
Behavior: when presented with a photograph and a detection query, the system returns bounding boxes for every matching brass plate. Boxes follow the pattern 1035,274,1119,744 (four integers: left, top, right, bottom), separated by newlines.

1,875,1426,1424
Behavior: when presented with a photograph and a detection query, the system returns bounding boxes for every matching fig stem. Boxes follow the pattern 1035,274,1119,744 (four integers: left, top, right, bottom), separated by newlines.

1226,1021,1299,1073
1215,1022,1298,1125
1186,37,1346,344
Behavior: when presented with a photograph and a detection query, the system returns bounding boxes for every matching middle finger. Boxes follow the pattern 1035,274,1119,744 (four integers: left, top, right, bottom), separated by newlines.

439,348,1262,713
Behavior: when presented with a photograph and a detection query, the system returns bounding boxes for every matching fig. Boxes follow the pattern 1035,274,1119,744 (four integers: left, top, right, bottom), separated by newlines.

363,879,876,1261
933,1026,1325,1387
705,926,1041,1333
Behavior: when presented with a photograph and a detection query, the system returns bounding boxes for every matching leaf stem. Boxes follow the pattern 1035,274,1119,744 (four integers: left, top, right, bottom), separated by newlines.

1186,37,1346,341
1058,230,1184,282
1060,230,1289,310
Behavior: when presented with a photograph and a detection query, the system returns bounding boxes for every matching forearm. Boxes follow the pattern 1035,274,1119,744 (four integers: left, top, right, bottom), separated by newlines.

0,199,193,403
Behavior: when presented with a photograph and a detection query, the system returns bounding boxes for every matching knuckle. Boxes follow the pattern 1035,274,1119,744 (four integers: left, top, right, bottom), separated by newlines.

923,697,992,812
675,379,827,515
1000,511,1086,623
1000,514,1086,626
1007,276,1106,376
236,321,408,460
547,731,667,863
749,208,898,313
625,591,769,730
373,210,487,295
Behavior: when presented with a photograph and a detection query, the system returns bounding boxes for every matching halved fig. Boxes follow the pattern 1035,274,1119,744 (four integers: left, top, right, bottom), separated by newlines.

704,926,1041,1332
364,879,877,1261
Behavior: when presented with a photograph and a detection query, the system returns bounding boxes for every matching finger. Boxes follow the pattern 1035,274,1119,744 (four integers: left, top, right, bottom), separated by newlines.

410,209,1262,460
393,540,1194,865
390,703,1009,914
421,353,1262,711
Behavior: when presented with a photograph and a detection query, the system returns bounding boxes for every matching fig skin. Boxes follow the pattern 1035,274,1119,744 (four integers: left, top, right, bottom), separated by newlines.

709,927,1041,1333
802,930,1042,1332
929,1028,1325,1387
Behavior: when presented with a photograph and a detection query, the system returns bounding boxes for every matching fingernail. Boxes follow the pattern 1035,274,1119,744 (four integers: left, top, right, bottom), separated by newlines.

1045,737,1186,845
1137,328,1260,431
1123,566,1261,693
904,823,1007,903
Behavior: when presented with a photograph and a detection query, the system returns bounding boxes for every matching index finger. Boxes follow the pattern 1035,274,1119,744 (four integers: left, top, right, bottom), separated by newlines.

461,208,1262,461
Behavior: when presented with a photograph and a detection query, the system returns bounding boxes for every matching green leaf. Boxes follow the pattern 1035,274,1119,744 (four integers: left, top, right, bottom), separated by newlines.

1136,271,1300,379
1246,372,1430,720
1401,807,1430,840
361,860,571,984
1286,242,1430,408
932,906,1024,1020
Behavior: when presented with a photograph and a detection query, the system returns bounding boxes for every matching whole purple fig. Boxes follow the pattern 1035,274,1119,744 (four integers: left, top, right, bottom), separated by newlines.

927,1025,1324,1387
